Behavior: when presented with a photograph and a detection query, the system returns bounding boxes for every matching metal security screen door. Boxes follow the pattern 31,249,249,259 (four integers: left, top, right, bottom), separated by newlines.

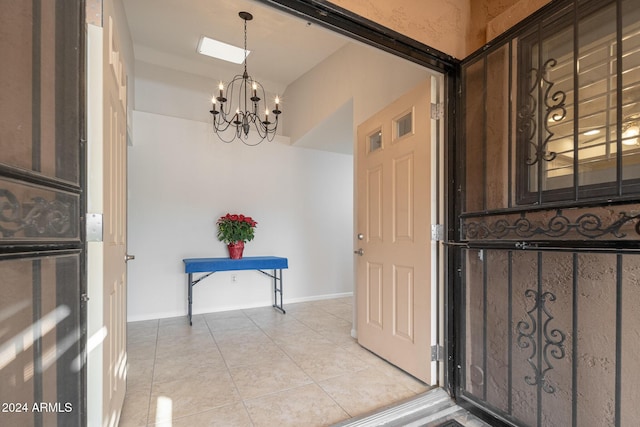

0,1,86,427
457,0,640,426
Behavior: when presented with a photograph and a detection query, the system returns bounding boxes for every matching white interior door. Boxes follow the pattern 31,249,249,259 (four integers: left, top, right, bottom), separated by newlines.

355,79,434,383
86,11,129,427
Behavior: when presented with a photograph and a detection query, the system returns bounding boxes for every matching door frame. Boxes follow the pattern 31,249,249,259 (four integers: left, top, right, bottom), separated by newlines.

86,3,130,424
255,0,460,391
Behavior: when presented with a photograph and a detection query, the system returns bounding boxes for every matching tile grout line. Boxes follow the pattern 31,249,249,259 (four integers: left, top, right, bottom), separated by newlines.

301,302,361,419
202,313,257,426
144,319,159,427
246,303,356,423
260,301,363,422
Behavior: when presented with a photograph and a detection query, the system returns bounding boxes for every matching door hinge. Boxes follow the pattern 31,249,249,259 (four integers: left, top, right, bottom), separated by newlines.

431,344,444,362
431,224,444,242
430,102,444,120
86,213,103,242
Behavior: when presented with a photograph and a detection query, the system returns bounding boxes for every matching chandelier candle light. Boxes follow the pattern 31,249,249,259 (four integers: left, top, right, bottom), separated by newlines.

210,11,281,145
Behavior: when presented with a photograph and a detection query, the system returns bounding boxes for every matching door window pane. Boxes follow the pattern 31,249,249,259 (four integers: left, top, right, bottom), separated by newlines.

622,0,640,183
576,4,617,188
517,2,640,202
369,129,383,153
395,111,413,139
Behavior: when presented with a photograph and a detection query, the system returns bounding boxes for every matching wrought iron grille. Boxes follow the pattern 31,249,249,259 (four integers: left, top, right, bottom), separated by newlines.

0,188,75,239
458,1,640,426
460,248,639,426
518,57,565,167
462,205,640,241
514,0,640,205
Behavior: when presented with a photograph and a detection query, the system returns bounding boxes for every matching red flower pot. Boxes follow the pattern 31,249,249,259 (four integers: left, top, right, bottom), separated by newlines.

227,241,244,259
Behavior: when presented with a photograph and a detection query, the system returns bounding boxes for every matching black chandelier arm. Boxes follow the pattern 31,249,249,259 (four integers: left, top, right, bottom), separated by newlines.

236,77,261,118
211,111,235,133
211,110,279,145
215,74,243,117
211,114,240,144
216,75,280,122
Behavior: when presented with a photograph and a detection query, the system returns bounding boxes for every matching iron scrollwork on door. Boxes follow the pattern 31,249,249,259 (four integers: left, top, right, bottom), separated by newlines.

518,58,566,166
516,289,566,394
0,188,71,238
464,208,640,240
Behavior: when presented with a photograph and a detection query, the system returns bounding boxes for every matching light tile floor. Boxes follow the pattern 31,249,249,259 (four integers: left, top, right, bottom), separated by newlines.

119,297,433,427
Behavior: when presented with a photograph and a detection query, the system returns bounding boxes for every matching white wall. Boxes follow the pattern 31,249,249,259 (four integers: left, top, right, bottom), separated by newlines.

283,42,432,148
127,109,353,321
126,39,430,322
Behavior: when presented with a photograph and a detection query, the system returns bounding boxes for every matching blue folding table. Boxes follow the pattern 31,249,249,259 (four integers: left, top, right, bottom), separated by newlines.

183,256,288,325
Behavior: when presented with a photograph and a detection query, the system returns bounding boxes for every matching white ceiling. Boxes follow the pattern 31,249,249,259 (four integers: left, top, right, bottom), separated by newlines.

122,0,351,95
121,0,431,155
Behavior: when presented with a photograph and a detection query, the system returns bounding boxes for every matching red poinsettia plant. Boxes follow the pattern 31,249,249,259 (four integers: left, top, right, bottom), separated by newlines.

216,213,258,244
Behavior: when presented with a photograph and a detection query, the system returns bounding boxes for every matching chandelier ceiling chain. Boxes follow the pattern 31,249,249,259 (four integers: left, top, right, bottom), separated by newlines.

210,11,281,145
243,13,248,76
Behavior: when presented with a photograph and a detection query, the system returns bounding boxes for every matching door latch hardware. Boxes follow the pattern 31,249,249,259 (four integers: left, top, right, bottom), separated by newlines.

86,213,103,242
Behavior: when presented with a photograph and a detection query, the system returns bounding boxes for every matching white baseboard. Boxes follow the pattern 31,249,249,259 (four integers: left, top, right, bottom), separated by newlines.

284,292,353,304
126,292,354,323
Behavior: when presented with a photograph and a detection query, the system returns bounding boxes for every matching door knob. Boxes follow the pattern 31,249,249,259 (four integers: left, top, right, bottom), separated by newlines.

354,248,364,256
357,233,364,240
125,254,136,262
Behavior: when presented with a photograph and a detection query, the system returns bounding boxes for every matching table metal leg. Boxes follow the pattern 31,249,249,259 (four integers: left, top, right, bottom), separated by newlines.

272,268,286,314
188,273,193,325
187,266,286,322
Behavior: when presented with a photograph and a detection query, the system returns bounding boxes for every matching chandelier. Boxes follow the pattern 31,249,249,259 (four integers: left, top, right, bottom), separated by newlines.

210,11,281,145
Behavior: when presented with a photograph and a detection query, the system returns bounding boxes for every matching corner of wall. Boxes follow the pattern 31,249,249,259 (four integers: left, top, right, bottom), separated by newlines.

486,0,552,43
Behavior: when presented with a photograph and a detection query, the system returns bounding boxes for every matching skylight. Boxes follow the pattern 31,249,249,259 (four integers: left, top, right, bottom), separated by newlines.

197,36,249,64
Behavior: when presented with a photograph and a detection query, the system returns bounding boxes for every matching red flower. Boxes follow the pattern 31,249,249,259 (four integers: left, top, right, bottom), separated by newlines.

216,213,258,244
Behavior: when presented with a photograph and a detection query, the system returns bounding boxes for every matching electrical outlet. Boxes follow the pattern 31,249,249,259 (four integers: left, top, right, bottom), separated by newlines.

231,274,238,283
